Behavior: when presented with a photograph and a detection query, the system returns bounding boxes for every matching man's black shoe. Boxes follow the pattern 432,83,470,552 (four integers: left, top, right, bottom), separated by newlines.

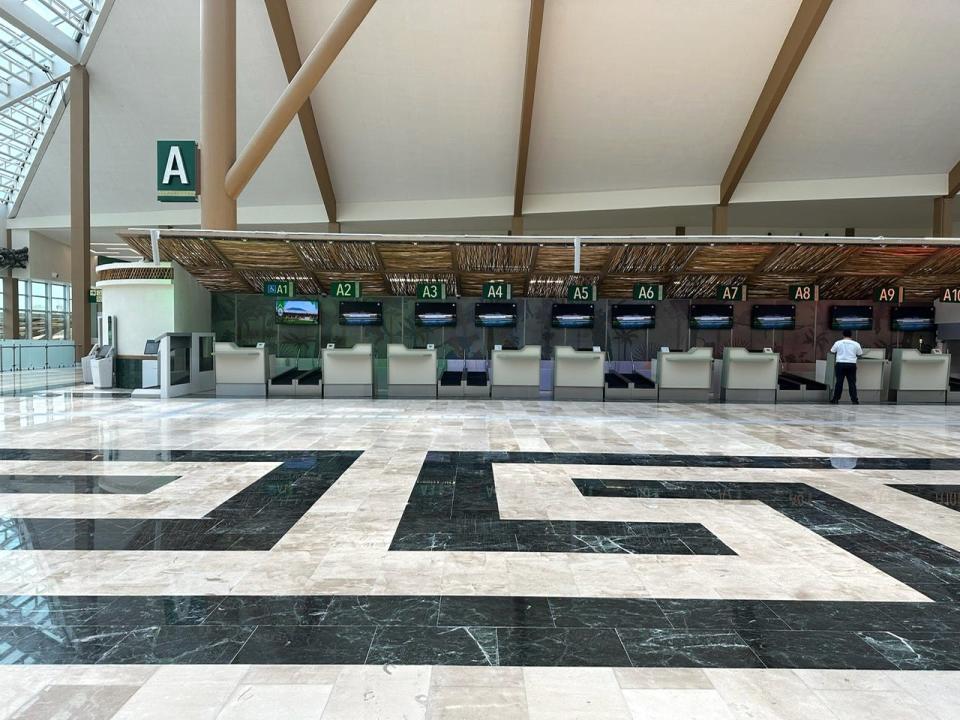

852,400,860,405
829,399,839,404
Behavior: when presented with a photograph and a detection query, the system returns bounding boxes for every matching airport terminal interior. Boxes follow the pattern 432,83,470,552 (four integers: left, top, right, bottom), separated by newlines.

2,0,960,718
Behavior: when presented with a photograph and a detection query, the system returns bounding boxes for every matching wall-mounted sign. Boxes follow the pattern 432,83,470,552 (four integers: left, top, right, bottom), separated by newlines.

263,280,294,297
156,140,198,202
416,281,446,300
88,288,102,304
482,281,512,300
567,284,597,302
873,285,904,303
331,280,361,299
716,284,747,301
939,287,960,303
633,283,664,301
789,284,819,302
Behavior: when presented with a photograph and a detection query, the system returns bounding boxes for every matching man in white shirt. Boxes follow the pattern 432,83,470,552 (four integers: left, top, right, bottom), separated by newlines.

830,329,863,405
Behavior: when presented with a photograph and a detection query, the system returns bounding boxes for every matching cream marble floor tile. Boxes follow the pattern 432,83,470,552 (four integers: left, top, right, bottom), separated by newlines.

621,689,736,720
319,666,431,720
215,684,333,720
523,668,631,720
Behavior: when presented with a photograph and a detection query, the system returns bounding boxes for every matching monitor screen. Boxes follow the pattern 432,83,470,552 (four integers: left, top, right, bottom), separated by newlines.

751,304,796,330
415,302,457,327
552,303,595,329
689,304,734,330
338,301,383,326
475,302,518,328
143,339,160,355
890,305,935,332
611,304,655,330
275,299,319,325
830,305,872,331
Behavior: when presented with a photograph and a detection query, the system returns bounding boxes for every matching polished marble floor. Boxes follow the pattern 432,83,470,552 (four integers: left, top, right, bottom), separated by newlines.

1,385,960,717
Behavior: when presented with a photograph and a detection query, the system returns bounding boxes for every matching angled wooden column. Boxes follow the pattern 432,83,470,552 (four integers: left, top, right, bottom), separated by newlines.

265,0,337,223
70,64,90,359
933,197,952,238
948,157,960,199
712,205,728,235
512,0,545,233
201,0,237,229
2,225,16,340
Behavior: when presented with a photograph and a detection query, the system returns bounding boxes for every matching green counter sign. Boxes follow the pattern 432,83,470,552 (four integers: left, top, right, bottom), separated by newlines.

789,284,819,302
567,284,596,302
157,140,198,202
263,280,294,297
874,285,904,303
716,284,747,301
88,288,102,304
633,283,664,301
940,287,960,303
331,280,361,298
482,281,512,300
416,281,446,300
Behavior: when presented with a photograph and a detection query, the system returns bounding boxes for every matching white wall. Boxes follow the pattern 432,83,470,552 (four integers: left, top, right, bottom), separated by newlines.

173,262,211,334
11,231,70,282
100,281,174,356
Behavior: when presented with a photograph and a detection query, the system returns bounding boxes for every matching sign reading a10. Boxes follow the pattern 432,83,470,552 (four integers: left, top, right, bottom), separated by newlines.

416,282,446,300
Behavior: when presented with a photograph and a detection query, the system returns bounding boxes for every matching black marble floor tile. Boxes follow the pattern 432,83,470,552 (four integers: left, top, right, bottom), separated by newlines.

0,475,179,494
889,484,960,513
440,596,553,628
496,627,631,667
659,600,790,631
321,596,440,627
738,630,896,670
231,625,376,665
100,625,254,665
764,601,906,632
0,625,131,664
204,596,332,626
617,628,764,668
547,597,671,629
367,626,499,666
857,630,960,670
0,595,114,627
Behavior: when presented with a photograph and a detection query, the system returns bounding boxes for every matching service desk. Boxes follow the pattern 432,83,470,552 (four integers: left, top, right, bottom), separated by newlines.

656,347,713,402
491,345,541,399
214,342,268,397
553,346,604,401
826,348,888,403
388,344,437,398
889,349,949,404
721,348,779,403
322,343,374,398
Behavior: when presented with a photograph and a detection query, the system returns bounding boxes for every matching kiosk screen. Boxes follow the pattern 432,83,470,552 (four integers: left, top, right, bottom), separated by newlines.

830,305,872,331
751,304,796,330
890,305,935,332
415,302,457,327
689,304,734,330
339,301,383,326
552,303,595,329
611,304,656,329
475,303,518,328
276,299,319,325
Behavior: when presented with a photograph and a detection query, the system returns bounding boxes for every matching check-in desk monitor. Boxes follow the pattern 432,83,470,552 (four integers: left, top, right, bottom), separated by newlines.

322,343,374,398
825,347,888,403
721,348,779,403
491,345,541,399
214,342,269,397
388,343,437,399
889,348,949,404
553,346,604,401
656,347,713,402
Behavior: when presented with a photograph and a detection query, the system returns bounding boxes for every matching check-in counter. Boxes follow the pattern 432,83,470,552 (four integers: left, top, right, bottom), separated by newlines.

656,347,713,402
721,348,779,403
889,349,949,404
553,346,604,401
322,343,374,398
491,345,541,399
214,342,268,397
388,344,437,398
825,348,888,403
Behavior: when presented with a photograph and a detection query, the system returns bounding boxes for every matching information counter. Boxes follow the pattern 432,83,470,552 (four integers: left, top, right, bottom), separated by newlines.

214,342,268,397
825,348,888,403
656,347,713,402
889,349,950,404
721,348,779,403
553,346,604,401
491,345,541,399
388,344,437,398
322,343,374,398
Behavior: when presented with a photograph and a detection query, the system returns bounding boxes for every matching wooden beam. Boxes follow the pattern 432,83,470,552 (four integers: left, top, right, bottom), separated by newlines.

512,0,545,219
933,196,953,238
712,205,728,235
949,158,960,199
264,0,338,223
70,65,90,360
719,0,832,205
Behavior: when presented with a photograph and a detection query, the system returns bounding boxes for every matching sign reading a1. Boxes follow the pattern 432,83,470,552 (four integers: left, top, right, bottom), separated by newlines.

789,284,819,302
716,284,747,301
940,287,960,303
156,140,198,202
874,285,904,303
416,281,446,300
567,284,597,302
331,280,361,299
633,283,664,301
263,280,294,297
482,281,512,300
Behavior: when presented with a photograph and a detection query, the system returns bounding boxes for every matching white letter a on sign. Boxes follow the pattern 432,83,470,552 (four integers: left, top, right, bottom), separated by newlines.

162,146,188,185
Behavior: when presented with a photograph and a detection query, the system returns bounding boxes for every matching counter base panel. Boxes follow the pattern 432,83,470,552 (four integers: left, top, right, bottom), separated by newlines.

604,386,658,402
948,390,960,404
658,388,710,403
491,385,539,400
294,382,323,397
463,384,490,398
324,383,373,399
216,383,266,398
438,382,465,398
267,382,297,397
554,386,603,401
891,389,946,404
388,383,437,399
721,388,776,404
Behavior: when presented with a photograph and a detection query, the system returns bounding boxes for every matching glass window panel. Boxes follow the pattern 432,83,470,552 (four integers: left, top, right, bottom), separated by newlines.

31,294,47,311
49,312,66,340
31,281,46,296
51,284,65,299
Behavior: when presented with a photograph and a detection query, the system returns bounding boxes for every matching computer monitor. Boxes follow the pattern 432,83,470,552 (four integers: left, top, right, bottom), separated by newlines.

610,304,655,330
414,302,457,327
551,303,594,329
143,339,160,355
475,302,518,328
890,305,935,332
338,301,383,326
751,304,796,330
830,305,872,331
689,304,734,330
275,299,319,325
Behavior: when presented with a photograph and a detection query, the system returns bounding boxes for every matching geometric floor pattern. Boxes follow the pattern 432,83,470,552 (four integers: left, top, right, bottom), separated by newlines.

0,389,958,717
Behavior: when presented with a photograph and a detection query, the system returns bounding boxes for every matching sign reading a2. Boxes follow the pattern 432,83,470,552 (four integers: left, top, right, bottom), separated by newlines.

331,280,361,299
